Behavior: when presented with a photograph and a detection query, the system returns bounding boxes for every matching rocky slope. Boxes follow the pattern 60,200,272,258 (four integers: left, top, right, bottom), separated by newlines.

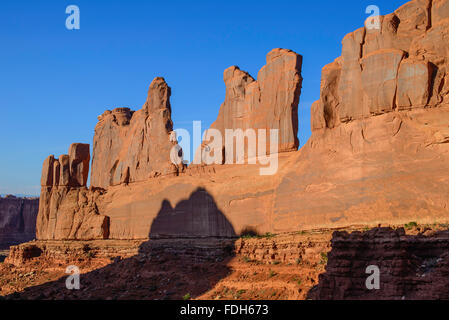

0,195,38,249
309,227,449,300
1,229,333,300
3,224,449,300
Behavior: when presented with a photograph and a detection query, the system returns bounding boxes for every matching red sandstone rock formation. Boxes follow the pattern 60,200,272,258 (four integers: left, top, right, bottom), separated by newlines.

36,144,109,240
312,0,449,129
196,48,302,164
90,77,183,189
35,0,449,241
0,196,38,249
285,0,449,231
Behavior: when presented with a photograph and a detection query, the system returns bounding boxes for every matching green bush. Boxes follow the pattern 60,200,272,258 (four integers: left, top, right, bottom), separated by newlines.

183,293,191,300
240,227,259,239
320,252,328,265
405,222,418,229
263,232,275,239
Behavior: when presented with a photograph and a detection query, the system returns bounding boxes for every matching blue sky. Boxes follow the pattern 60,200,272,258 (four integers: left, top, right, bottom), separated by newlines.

0,0,408,195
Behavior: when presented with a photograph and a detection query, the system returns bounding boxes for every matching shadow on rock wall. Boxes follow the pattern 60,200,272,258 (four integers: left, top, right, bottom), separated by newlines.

4,188,237,300
307,227,449,300
150,187,236,239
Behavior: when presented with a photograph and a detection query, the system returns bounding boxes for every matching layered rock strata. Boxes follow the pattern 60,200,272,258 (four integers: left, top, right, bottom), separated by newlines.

309,228,449,300
0,196,39,249
312,0,449,129
36,143,109,240
90,77,183,189
197,48,303,164
35,0,449,241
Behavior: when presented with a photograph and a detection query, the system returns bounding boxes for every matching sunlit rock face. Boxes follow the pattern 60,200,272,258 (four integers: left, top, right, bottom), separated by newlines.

35,0,449,241
201,48,303,163
36,144,109,240
90,78,183,189
312,0,449,129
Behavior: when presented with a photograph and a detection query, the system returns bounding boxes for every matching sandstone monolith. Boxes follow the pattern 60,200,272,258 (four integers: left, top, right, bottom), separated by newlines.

196,48,302,164
36,144,109,240
90,77,182,189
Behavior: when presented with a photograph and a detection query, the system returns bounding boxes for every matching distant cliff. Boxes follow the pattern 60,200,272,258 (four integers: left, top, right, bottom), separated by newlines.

0,195,39,249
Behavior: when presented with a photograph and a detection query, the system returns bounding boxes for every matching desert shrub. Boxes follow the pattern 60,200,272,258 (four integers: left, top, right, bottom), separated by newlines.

240,227,260,239
405,222,418,229
320,252,328,265
183,293,191,300
240,228,277,239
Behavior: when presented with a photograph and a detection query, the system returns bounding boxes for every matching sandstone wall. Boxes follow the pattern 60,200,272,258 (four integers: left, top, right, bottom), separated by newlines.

90,77,183,189
35,0,449,241
312,0,449,131
95,0,449,239
0,196,39,249
36,144,109,240
196,48,302,164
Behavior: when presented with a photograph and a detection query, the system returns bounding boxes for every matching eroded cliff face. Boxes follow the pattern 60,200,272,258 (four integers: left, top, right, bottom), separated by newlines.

35,0,449,241
308,228,449,300
35,48,304,240
312,0,449,129
90,77,183,189
0,196,38,249
3,231,332,300
282,0,449,230
196,48,302,164
36,144,109,240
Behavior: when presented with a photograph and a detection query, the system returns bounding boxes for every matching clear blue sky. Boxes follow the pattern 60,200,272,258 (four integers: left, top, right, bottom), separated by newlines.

0,0,407,196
